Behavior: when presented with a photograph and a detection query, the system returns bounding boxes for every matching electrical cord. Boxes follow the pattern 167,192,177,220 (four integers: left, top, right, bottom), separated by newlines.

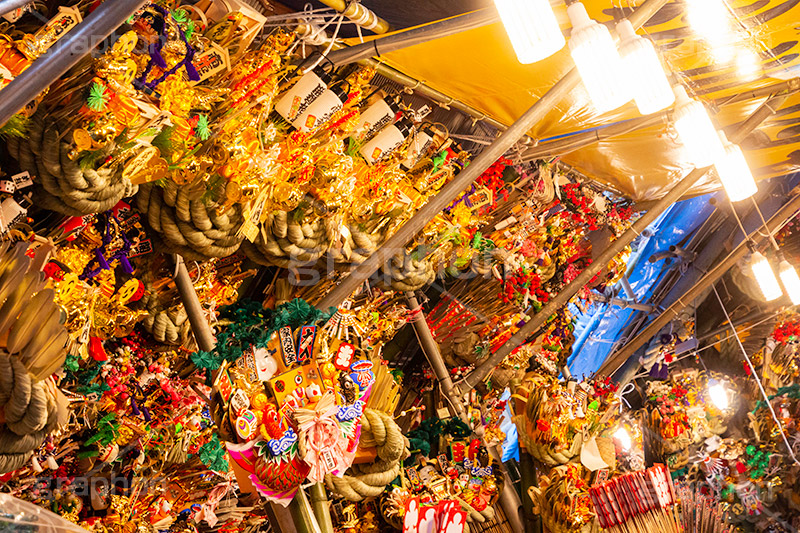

711,284,800,466
629,313,778,381
302,13,344,74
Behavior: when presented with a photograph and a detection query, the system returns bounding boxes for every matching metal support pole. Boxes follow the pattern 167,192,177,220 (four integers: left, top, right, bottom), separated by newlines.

326,9,497,66
405,292,468,421
173,255,216,353
315,0,671,312
610,215,739,385
0,0,28,18
354,56,515,134
453,166,709,394
619,276,636,300
486,442,525,532
0,0,147,126
521,113,665,161
591,295,656,312
518,452,541,533
454,91,789,394
596,190,800,378
519,78,800,162
316,0,390,34
406,292,524,530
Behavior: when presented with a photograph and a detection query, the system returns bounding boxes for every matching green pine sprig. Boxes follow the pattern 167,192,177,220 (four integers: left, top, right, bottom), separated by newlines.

87,82,109,112
194,114,211,141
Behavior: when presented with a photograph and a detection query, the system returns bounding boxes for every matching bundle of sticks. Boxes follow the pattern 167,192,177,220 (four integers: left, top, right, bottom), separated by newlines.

588,464,681,533
674,482,730,533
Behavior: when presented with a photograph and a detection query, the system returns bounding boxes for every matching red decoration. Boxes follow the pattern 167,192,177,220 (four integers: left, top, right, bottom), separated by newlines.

88,337,108,362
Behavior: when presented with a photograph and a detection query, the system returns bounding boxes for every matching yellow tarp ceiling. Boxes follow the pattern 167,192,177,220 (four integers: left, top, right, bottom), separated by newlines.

363,0,800,201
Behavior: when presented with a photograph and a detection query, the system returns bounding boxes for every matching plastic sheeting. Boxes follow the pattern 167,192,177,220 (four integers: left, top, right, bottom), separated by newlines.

0,493,90,531
567,194,717,377
366,0,800,200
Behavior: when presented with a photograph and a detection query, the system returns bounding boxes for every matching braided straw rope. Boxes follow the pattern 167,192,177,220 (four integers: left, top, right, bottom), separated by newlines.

513,375,585,466
141,300,190,345
325,408,409,502
243,208,435,291
528,466,595,533
0,242,68,472
136,182,245,261
243,210,387,268
7,110,136,216
0,355,61,473
242,211,333,268
375,252,436,292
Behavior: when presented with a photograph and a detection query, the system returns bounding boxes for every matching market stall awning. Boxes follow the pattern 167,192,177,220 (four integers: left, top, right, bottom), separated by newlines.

360,0,800,200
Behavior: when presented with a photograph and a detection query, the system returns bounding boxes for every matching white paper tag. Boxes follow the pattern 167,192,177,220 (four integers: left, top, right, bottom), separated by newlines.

12,171,33,189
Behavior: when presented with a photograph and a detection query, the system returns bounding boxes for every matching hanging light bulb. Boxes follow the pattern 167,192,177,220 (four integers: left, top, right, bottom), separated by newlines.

616,19,674,115
613,426,632,452
714,131,757,202
686,0,734,47
750,250,783,301
712,44,736,65
494,0,565,64
567,1,630,113
672,85,724,168
779,259,800,305
735,49,762,81
707,379,729,410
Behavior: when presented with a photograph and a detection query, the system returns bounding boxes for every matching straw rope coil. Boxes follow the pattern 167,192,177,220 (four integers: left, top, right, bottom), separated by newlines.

375,252,436,292
7,111,136,216
141,299,190,345
242,208,390,269
241,210,333,268
0,359,61,473
513,375,585,466
325,408,409,502
242,209,436,290
136,181,245,261
0,241,68,471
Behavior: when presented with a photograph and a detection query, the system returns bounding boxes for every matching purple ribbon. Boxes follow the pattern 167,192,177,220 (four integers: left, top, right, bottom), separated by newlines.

134,5,200,93
444,184,476,214
79,213,134,280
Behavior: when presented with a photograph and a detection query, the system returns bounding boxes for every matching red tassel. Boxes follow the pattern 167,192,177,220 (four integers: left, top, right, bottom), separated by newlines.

88,337,108,362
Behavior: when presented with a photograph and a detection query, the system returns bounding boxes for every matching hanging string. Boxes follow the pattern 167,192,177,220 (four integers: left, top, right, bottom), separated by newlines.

711,284,800,466
616,382,635,413
750,197,782,251
628,312,777,381
729,200,750,243
302,13,345,74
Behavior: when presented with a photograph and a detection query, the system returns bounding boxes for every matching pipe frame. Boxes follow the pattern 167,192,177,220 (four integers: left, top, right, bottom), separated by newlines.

315,0,672,313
